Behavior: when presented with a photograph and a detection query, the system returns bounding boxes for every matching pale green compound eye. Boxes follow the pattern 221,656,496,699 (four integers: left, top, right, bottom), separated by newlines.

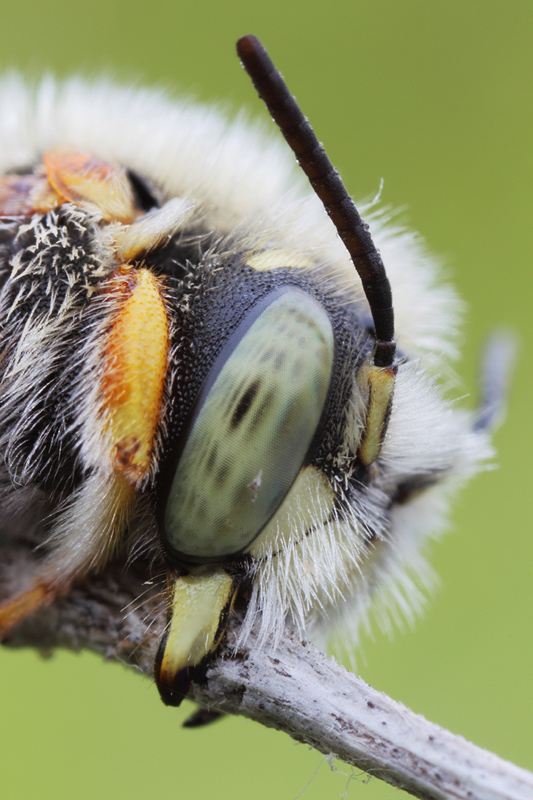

163,288,334,561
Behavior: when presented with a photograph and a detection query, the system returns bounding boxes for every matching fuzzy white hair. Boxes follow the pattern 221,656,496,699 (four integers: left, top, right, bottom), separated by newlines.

0,74,491,661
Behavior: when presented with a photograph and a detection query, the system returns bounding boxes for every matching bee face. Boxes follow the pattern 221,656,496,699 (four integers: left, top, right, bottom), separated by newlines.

0,40,493,706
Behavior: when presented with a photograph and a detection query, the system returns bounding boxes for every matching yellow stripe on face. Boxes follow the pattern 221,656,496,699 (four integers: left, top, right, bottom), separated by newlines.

101,268,169,484
357,362,397,466
247,249,312,272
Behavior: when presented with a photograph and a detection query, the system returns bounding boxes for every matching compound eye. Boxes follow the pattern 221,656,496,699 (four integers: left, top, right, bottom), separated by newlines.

162,288,334,562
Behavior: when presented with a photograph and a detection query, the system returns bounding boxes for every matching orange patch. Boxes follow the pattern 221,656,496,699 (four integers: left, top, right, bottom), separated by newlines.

101,268,169,485
43,148,135,223
0,173,60,216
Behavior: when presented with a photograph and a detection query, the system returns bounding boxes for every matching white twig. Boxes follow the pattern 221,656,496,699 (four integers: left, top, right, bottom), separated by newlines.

199,625,533,800
2,543,532,800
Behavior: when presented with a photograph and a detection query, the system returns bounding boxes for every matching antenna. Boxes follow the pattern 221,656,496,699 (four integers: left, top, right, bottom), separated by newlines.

236,35,396,368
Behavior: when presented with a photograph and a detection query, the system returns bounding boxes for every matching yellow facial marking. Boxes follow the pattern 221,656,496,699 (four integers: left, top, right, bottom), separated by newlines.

247,249,312,272
357,362,397,466
157,568,236,692
101,268,168,484
43,148,135,223
248,465,336,558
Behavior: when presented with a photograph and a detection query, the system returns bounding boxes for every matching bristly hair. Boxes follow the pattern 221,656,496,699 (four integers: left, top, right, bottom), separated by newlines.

0,73,491,661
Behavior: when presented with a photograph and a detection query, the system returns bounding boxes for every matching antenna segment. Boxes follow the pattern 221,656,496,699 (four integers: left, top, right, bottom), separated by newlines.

236,35,396,368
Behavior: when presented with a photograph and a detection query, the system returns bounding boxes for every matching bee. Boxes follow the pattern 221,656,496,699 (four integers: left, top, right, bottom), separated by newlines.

0,35,502,707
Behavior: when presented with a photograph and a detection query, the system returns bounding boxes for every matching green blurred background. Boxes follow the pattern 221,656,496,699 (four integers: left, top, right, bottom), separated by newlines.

0,2,531,798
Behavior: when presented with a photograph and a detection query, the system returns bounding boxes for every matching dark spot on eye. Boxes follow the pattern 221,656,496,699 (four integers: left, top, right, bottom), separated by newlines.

216,462,230,485
190,501,206,522
231,380,260,428
312,373,323,399
259,348,274,364
290,358,304,379
206,444,218,472
273,352,286,371
248,388,276,433
232,485,250,510
213,517,227,536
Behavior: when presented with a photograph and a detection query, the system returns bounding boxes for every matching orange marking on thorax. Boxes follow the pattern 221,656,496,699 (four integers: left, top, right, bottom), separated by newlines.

43,148,136,223
0,173,60,216
101,268,169,485
0,148,138,223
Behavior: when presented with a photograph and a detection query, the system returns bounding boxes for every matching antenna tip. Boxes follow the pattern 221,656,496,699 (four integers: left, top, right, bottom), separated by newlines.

236,35,260,58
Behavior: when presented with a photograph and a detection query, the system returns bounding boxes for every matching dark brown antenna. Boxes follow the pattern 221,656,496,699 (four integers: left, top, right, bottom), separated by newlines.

236,35,396,368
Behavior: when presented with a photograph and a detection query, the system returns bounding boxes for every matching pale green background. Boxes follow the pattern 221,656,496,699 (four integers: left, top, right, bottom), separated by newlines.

0,2,531,799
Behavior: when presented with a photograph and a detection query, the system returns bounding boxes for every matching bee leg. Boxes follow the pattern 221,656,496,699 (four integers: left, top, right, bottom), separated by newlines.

0,471,135,637
0,586,51,635
182,707,225,728
155,567,239,707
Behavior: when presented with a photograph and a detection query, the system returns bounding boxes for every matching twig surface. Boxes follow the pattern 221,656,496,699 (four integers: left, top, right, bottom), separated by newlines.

2,540,532,800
